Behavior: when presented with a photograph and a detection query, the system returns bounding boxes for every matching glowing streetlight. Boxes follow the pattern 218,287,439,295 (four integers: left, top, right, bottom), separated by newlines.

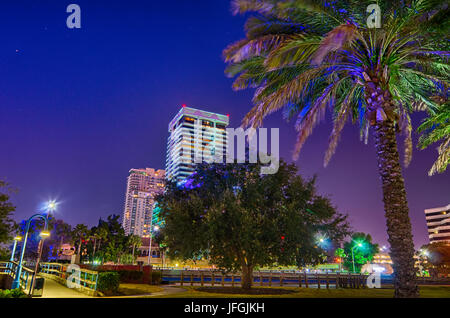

9,236,22,265
44,200,58,213
39,230,50,238
316,233,329,249
420,249,429,257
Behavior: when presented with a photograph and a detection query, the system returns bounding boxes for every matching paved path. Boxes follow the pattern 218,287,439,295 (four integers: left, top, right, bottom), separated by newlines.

106,285,187,298
38,278,185,298
40,277,92,298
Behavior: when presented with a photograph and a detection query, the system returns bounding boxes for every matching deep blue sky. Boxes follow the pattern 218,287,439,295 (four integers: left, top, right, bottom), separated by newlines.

1,1,448,248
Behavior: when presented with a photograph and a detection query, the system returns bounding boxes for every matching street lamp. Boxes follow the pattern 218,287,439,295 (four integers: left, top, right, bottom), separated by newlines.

351,242,364,274
147,225,159,265
29,230,51,295
11,213,49,289
10,236,22,263
44,200,58,212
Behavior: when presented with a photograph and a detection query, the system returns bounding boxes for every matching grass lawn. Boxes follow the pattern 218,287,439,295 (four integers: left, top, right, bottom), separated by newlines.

117,284,164,296
156,285,450,298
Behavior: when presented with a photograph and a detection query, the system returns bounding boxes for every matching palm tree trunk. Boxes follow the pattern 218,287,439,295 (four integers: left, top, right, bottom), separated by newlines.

77,238,81,257
373,119,418,298
93,238,97,258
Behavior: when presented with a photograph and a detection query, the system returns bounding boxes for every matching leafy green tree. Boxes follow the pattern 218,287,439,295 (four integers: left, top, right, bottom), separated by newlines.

418,103,450,175
157,160,350,289
343,233,379,273
224,0,448,297
334,247,346,271
0,181,17,247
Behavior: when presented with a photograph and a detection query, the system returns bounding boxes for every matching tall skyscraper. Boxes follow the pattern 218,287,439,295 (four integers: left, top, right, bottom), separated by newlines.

425,204,450,244
165,106,229,183
122,168,165,237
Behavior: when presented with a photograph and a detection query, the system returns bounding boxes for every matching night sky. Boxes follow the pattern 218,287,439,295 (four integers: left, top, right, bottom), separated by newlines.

1,1,448,249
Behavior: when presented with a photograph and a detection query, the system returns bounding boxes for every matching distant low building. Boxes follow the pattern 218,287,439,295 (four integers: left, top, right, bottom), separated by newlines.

369,252,394,274
48,243,75,263
373,252,393,265
136,237,163,265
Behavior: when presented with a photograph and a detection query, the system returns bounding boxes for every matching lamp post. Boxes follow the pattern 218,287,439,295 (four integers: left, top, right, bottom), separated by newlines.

29,230,50,295
10,236,22,262
11,213,49,289
147,225,159,265
351,242,363,274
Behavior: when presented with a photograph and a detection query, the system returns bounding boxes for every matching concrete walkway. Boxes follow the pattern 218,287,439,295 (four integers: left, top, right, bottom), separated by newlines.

38,278,185,298
106,285,187,298
40,277,92,298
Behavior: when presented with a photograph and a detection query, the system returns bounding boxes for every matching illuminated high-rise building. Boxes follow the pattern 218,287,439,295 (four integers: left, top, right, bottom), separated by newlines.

165,106,229,183
425,204,450,243
122,168,165,237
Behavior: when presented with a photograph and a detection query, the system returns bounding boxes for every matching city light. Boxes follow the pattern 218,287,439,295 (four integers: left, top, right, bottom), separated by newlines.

315,233,330,249
39,230,50,238
14,236,22,241
41,199,59,213
420,249,429,257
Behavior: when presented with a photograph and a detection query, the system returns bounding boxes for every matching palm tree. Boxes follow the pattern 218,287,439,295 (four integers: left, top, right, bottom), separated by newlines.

71,224,89,263
89,229,100,259
128,234,142,264
224,0,449,297
95,226,109,253
418,102,450,175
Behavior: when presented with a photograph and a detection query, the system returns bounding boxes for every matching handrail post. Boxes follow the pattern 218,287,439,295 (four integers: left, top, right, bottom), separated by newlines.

304,272,308,288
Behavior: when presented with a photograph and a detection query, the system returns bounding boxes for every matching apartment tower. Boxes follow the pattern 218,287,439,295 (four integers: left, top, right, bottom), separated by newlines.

122,168,165,237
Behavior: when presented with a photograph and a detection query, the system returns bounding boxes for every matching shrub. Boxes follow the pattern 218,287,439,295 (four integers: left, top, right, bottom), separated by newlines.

0,289,28,298
97,272,120,295
117,270,143,282
150,271,162,285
